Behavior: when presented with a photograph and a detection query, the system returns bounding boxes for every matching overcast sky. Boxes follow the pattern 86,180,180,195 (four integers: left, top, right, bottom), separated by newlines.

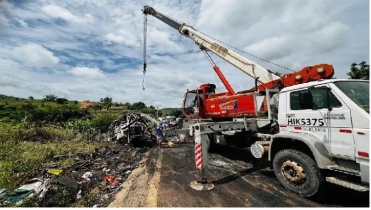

0,0,369,108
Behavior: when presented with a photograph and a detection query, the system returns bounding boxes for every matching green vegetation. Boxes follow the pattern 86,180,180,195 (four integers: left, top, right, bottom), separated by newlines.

0,93,183,193
347,61,369,80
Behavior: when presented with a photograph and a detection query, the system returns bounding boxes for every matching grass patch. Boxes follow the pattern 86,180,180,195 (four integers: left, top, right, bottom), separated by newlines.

0,140,100,190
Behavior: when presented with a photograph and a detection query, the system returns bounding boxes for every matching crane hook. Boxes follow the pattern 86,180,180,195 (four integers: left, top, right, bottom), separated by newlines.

142,62,147,90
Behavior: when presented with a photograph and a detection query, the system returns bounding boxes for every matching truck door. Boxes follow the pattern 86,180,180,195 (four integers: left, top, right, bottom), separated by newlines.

310,86,354,159
286,86,354,159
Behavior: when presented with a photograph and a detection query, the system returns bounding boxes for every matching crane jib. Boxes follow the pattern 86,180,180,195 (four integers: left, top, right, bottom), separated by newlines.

143,6,181,30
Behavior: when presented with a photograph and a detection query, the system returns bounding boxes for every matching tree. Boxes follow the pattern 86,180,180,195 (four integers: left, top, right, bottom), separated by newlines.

28,96,34,100
44,94,58,102
93,103,103,110
169,109,184,118
347,61,369,80
100,97,113,109
131,102,146,110
21,102,36,121
21,102,36,112
158,110,163,117
56,98,68,104
123,102,131,110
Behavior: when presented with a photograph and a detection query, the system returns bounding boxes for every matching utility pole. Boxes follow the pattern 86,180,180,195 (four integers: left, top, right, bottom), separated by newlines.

156,107,159,119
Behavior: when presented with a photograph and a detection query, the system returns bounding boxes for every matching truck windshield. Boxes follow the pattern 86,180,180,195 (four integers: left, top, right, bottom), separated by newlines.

334,81,369,113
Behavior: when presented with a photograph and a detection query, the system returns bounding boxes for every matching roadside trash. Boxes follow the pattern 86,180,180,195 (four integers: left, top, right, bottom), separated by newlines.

76,190,82,200
82,172,93,181
102,168,111,174
117,165,131,173
47,169,63,176
0,189,35,204
124,170,132,175
167,141,175,147
104,175,115,184
54,177,79,188
18,178,41,194
0,189,7,198
79,172,92,184
0,136,151,207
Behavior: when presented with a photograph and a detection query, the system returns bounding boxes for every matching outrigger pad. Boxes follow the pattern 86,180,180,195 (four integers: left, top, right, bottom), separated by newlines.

189,180,214,191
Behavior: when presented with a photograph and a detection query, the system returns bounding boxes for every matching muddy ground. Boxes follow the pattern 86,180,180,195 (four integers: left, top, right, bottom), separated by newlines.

109,143,370,207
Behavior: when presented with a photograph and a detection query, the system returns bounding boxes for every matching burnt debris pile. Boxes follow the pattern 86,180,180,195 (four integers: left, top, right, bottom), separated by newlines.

0,113,159,207
108,112,157,147
0,144,149,207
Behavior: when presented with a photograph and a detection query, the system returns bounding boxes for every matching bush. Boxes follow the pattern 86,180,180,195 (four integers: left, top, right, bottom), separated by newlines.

91,115,117,133
0,122,100,190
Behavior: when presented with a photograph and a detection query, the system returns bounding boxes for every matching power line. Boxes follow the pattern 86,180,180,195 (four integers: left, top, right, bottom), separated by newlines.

0,70,82,100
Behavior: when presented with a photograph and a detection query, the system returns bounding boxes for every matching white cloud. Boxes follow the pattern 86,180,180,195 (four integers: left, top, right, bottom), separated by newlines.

0,14,8,27
41,5,93,23
11,43,59,67
14,17,28,27
68,66,106,80
0,0,368,108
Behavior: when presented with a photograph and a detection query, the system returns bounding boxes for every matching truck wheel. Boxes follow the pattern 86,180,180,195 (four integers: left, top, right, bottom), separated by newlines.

206,134,217,152
199,134,219,153
273,149,324,197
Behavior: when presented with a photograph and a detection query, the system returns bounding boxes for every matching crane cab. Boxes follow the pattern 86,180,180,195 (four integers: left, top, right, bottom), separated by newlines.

182,83,216,118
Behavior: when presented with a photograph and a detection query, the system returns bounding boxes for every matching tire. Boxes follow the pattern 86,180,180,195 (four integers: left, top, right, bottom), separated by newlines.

272,149,325,198
205,134,212,152
206,134,218,153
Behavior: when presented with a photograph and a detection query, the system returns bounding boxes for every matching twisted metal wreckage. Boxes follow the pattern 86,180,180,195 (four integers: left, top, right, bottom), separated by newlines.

108,113,181,146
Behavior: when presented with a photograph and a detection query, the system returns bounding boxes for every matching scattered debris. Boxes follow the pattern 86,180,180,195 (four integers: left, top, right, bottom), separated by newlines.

1,143,151,207
0,112,167,207
47,169,63,176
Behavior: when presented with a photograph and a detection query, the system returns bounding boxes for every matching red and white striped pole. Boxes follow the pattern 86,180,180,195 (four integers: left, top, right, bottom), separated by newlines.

195,142,203,169
190,126,214,191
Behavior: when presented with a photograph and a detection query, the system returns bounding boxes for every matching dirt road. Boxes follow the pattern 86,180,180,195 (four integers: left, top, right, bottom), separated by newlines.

109,143,369,207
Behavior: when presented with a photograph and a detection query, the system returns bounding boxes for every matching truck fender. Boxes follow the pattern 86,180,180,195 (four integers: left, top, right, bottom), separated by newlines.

269,133,336,169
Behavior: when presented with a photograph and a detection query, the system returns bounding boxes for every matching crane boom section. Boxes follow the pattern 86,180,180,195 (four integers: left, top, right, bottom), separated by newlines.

179,25,280,84
143,5,280,84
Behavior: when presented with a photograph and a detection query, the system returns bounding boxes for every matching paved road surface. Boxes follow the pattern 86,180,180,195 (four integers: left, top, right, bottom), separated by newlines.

109,143,369,207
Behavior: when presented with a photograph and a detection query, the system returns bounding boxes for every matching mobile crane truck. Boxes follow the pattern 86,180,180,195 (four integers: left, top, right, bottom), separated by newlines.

142,5,369,198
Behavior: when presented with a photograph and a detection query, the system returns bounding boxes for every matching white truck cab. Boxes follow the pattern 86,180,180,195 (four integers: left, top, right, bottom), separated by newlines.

271,79,369,196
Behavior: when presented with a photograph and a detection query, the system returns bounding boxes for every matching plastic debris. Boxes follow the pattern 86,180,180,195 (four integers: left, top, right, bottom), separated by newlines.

104,175,115,184
0,189,35,204
82,172,93,181
76,190,82,200
54,177,79,187
102,168,111,174
0,189,7,199
47,169,63,176
124,170,132,175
